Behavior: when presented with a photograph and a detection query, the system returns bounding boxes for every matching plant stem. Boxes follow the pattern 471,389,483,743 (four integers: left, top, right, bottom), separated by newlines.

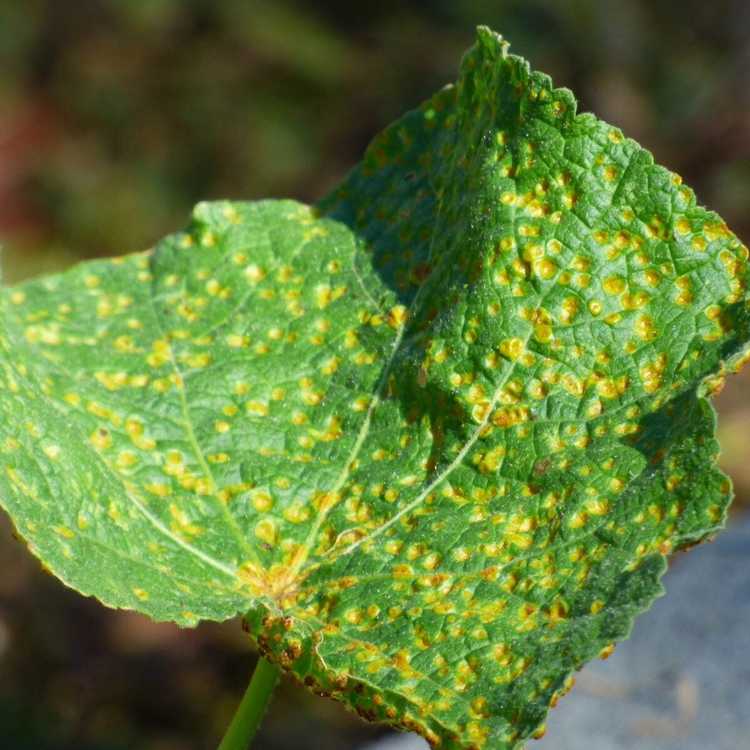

217,656,281,750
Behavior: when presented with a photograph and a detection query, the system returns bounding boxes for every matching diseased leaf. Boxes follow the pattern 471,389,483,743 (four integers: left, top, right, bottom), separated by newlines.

1,26,749,749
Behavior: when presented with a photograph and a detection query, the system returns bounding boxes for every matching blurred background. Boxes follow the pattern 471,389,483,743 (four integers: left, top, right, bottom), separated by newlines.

0,1,748,748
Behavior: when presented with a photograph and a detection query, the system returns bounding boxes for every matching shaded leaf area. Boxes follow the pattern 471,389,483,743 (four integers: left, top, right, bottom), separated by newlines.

1,28,749,750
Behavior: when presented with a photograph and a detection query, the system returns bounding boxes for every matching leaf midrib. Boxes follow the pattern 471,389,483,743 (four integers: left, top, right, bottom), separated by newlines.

148,258,260,564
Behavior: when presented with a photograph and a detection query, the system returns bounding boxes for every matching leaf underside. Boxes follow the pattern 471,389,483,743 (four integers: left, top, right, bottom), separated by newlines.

1,26,749,750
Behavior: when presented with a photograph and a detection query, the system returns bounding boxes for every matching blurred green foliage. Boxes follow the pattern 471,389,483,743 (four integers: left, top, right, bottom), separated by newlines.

1,0,749,280
0,2,748,748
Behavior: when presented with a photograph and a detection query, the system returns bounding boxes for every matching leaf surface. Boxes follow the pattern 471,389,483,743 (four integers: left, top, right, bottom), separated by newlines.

1,27,749,749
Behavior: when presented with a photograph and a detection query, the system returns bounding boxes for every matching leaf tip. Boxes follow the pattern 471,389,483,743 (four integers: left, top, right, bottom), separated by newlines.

475,25,510,58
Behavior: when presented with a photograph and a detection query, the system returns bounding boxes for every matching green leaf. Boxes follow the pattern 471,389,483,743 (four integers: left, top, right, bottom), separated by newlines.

1,26,749,749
